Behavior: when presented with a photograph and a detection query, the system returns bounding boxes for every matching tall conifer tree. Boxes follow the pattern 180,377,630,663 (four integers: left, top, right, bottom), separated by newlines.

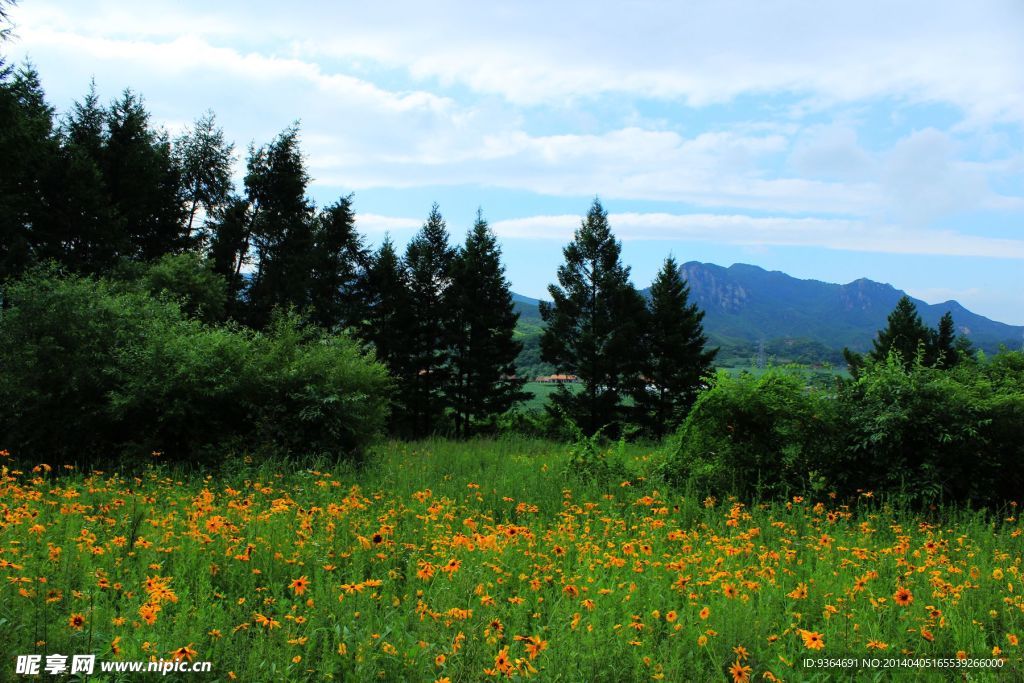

242,124,314,327
404,204,456,437
0,64,56,282
870,296,931,366
308,195,369,330
539,198,645,435
359,236,413,433
104,89,187,261
446,211,527,437
632,256,717,436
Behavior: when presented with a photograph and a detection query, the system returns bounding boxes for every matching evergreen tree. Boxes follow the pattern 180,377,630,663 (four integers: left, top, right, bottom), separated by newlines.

844,296,964,374
632,256,718,436
51,81,123,272
0,63,56,283
242,124,314,327
308,195,369,330
539,198,645,436
929,311,958,369
174,110,235,241
446,210,528,437
0,0,14,49
359,236,413,433
404,204,456,437
870,296,931,367
103,89,187,261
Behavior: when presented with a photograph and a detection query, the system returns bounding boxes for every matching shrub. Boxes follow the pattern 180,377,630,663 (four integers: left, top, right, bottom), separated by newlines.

662,368,837,498
834,355,991,504
0,268,390,468
246,313,392,462
0,267,181,465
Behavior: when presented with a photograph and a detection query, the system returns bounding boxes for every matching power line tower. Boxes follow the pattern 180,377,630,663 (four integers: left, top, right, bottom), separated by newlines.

756,338,767,370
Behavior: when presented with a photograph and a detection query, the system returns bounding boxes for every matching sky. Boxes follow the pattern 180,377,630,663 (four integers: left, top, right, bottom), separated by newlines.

5,0,1024,324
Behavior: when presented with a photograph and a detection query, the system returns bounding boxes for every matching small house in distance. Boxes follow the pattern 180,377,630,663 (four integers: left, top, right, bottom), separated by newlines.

534,374,579,384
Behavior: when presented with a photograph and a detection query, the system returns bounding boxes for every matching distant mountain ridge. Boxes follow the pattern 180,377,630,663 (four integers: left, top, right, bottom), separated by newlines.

512,263,1023,356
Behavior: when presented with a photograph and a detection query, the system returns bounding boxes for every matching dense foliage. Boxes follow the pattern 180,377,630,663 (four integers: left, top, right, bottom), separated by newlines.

0,63,529,446
662,351,1024,505
0,268,390,468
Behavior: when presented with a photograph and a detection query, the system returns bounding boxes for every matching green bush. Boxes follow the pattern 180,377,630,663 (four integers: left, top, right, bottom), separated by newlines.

0,266,181,465
656,354,1024,506
246,313,393,461
835,351,1023,505
0,268,391,468
834,355,991,504
662,368,837,498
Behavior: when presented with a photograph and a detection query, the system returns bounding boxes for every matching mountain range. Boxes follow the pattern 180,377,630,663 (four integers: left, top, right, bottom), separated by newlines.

513,263,1023,365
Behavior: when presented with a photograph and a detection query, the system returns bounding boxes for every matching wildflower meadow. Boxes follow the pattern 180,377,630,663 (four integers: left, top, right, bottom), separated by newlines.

1,440,1021,681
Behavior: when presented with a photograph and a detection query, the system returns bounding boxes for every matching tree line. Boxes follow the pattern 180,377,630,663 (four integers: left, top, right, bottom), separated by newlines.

1,64,720,442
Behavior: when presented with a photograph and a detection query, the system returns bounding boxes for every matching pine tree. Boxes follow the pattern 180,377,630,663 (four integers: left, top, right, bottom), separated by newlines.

103,89,187,261
929,311,958,369
845,296,965,374
633,256,718,436
50,81,123,272
446,210,528,437
308,195,369,330
539,198,645,436
869,296,932,367
0,63,56,283
404,204,456,437
207,195,250,314
242,124,314,328
359,236,414,434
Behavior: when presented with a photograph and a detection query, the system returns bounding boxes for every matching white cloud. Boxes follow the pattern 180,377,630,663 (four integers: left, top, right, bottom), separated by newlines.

13,1,1024,123
788,125,874,181
490,212,1024,259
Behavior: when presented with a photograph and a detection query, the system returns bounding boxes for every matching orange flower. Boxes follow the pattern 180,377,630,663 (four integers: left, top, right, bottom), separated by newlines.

254,613,281,630
170,644,198,662
699,606,710,620
68,613,86,630
799,629,825,650
494,646,512,674
289,576,310,596
893,587,913,606
729,659,752,682
515,635,548,660
139,602,161,626
665,610,678,623
787,583,808,599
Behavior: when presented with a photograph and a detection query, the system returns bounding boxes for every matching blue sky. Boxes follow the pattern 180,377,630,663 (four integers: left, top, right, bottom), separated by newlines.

6,0,1024,324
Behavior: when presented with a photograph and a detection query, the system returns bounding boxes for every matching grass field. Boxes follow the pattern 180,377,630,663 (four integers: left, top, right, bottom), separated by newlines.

520,382,579,411
1,440,1021,681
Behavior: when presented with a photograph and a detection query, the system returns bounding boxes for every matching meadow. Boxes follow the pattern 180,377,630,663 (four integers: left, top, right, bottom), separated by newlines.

1,440,1021,682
